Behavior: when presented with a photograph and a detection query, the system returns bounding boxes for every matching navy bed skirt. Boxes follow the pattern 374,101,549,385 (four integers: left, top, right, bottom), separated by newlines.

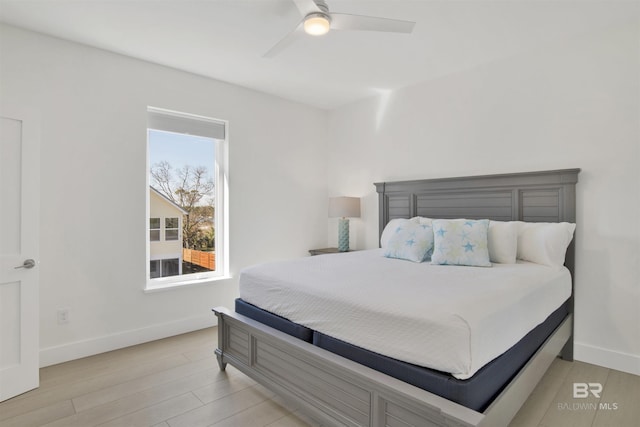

234,298,569,411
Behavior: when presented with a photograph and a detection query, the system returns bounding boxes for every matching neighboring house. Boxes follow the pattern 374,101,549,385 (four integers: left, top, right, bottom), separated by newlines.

149,186,188,278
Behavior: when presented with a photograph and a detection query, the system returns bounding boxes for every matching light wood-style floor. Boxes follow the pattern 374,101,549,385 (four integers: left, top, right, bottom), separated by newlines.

1,328,638,427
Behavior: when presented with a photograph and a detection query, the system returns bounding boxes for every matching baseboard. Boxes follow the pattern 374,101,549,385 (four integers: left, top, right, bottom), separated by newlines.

574,342,640,376
39,315,217,368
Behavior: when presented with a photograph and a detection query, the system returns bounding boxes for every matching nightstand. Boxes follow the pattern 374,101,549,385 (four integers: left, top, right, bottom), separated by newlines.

308,247,352,256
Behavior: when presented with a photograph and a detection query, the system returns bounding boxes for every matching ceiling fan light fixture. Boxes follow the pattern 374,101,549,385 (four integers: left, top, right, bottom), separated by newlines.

304,13,331,36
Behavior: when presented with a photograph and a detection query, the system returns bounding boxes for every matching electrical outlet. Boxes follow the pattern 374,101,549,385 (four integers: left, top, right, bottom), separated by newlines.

57,308,70,324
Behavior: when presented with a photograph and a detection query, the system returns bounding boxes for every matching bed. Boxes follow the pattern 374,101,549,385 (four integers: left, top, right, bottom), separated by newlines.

212,168,580,427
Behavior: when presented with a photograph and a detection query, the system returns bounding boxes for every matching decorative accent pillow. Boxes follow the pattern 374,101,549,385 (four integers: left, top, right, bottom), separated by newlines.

515,222,576,268
380,217,419,248
488,221,518,264
431,219,491,267
383,219,434,262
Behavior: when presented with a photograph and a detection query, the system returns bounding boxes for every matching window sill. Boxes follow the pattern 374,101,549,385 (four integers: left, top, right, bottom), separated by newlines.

144,274,232,293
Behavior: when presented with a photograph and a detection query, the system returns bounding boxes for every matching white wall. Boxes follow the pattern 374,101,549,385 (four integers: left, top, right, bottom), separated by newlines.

327,21,639,375
0,24,328,366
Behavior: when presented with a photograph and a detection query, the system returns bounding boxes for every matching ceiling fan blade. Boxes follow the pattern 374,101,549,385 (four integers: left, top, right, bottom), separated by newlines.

263,21,305,58
291,0,322,16
330,13,415,33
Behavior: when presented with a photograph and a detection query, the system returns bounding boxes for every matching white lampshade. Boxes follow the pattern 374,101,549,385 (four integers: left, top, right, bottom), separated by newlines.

329,197,361,218
304,13,331,36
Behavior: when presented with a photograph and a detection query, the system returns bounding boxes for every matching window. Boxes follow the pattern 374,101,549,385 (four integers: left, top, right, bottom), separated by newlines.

146,107,228,290
149,218,160,241
150,260,160,279
162,258,180,277
165,217,179,241
150,258,180,278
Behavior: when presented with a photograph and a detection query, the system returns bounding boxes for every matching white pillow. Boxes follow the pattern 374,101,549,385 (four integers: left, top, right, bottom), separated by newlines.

383,219,434,263
380,217,419,248
488,221,518,264
431,219,492,267
515,221,576,268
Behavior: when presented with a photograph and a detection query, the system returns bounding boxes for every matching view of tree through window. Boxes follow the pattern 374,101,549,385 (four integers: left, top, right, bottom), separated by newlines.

148,129,216,278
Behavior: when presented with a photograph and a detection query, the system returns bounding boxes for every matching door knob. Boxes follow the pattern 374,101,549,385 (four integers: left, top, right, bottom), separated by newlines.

15,259,36,269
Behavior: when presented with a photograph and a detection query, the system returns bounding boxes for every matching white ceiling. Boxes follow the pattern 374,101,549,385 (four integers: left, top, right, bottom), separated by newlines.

0,0,637,110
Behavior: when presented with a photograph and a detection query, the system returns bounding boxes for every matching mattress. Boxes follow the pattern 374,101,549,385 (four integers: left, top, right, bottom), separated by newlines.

235,298,313,342
239,249,572,379
236,298,568,411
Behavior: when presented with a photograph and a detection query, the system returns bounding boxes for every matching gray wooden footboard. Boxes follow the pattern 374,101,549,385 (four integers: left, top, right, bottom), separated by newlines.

212,307,572,427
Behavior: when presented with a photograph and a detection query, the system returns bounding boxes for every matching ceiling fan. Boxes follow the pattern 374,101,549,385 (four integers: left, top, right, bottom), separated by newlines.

264,0,416,58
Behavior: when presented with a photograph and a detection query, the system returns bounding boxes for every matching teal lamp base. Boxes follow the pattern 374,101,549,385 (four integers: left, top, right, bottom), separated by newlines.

338,218,350,252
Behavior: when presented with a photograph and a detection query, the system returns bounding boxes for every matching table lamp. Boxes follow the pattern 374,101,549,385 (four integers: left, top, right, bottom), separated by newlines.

329,197,361,252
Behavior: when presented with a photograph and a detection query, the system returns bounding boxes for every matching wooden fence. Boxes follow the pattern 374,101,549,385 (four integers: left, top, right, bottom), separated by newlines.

183,248,215,270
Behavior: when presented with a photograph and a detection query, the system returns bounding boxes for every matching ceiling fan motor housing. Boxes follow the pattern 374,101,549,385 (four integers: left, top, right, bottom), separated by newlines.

304,11,332,36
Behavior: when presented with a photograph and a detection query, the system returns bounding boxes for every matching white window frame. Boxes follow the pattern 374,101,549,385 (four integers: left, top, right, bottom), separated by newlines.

145,107,229,292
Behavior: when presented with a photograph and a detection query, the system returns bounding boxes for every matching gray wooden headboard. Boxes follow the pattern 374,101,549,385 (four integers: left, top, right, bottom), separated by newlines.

375,169,580,226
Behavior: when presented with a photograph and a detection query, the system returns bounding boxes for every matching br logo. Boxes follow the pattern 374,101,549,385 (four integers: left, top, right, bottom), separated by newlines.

573,383,603,398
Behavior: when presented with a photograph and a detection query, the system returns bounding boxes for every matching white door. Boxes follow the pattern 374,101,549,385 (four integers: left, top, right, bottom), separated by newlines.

0,108,40,401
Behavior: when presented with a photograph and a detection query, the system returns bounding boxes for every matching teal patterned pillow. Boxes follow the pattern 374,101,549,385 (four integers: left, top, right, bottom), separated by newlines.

383,219,433,263
431,219,492,267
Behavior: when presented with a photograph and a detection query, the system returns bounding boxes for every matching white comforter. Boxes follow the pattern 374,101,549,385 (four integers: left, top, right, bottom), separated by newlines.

239,249,571,379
